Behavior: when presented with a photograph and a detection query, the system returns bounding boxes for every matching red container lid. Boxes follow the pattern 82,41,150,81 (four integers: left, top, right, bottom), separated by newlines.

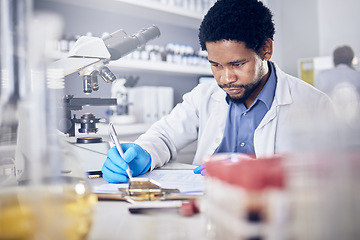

205,154,285,191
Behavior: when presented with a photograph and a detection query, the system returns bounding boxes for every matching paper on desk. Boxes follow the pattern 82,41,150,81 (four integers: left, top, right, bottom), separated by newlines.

92,169,204,194
156,162,196,170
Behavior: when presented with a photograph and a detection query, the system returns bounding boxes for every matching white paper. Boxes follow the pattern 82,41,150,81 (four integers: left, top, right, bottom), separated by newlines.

141,170,204,193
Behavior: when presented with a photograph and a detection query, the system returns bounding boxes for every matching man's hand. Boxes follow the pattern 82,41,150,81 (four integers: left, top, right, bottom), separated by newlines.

102,143,151,183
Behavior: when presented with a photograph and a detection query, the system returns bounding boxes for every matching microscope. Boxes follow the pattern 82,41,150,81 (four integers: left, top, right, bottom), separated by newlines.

50,25,161,171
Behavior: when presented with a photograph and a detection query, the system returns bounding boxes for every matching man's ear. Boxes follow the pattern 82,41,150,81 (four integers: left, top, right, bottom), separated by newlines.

261,38,273,61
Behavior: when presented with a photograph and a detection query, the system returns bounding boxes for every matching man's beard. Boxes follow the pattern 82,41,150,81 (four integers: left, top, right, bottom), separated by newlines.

220,80,262,104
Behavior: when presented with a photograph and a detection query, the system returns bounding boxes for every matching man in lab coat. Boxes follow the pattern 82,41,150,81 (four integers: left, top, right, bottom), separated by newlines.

315,45,360,101
102,0,334,183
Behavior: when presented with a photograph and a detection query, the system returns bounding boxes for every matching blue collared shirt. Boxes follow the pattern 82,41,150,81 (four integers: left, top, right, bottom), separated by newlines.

214,62,277,155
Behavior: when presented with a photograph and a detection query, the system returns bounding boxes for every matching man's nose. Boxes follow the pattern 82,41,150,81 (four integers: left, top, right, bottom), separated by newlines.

222,67,237,84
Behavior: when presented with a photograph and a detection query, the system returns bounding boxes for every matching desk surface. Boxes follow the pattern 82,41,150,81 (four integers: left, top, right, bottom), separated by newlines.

87,163,208,240
88,201,208,240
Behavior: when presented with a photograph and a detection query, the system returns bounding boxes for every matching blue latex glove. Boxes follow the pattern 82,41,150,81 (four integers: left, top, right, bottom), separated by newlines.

102,143,152,183
193,164,206,176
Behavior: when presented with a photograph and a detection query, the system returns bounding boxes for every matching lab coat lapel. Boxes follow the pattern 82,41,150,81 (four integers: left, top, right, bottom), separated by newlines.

254,63,293,156
257,62,292,130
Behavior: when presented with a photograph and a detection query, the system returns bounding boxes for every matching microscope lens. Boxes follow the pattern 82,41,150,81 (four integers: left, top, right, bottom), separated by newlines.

83,75,93,93
99,66,116,83
92,75,99,91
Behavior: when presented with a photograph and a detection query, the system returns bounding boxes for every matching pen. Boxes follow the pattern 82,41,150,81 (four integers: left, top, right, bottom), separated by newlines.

109,122,133,179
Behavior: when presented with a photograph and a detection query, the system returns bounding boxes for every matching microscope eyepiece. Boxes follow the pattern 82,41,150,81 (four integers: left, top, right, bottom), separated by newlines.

134,25,161,46
103,25,161,61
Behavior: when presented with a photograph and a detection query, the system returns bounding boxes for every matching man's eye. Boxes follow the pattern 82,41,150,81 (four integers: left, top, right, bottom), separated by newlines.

233,62,244,67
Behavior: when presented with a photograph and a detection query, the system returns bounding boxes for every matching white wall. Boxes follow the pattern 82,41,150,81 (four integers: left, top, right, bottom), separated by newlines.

268,0,320,76
268,0,360,76
318,0,360,57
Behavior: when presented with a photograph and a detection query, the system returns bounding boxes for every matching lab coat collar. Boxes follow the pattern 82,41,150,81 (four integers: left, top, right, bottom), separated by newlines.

272,61,293,106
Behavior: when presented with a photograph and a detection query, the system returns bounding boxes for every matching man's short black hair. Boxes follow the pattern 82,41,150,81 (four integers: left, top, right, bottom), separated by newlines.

199,0,275,54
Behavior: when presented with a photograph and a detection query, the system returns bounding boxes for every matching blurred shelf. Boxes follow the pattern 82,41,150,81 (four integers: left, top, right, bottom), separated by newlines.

46,0,211,76
109,59,212,76
47,0,205,29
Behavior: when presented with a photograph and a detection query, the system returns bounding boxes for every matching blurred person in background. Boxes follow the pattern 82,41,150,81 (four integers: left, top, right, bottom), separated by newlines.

315,45,360,100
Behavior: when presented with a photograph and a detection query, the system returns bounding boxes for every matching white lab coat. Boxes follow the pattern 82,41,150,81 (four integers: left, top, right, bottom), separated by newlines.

315,64,360,99
135,62,334,169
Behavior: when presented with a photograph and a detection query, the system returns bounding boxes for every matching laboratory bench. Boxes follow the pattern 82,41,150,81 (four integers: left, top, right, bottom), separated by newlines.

86,162,208,240
87,200,208,240
73,122,202,239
